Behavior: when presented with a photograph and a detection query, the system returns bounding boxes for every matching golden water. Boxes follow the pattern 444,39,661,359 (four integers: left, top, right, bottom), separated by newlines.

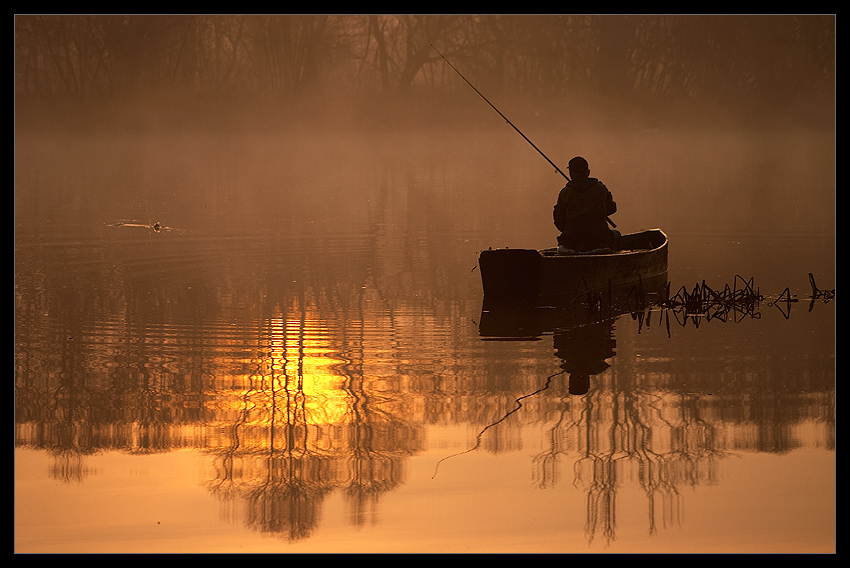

15,125,834,553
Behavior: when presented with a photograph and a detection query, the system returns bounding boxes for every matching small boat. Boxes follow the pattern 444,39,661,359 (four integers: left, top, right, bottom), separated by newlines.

478,228,668,309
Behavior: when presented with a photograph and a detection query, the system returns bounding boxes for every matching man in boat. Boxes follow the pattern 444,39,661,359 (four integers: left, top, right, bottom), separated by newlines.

553,156,620,253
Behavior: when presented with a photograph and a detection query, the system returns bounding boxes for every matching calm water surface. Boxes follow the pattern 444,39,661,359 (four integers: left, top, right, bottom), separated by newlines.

15,123,835,553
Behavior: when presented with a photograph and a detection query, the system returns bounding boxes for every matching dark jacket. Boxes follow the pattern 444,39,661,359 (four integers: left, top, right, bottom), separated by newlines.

553,177,617,251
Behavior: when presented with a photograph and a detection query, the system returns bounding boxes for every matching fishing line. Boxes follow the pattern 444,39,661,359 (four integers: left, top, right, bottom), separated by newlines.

431,44,616,228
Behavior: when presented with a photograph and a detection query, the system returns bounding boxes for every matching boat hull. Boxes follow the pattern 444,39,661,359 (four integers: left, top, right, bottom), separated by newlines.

478,229,668,309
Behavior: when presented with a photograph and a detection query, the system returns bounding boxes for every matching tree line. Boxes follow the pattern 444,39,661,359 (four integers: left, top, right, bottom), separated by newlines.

15,15,834,114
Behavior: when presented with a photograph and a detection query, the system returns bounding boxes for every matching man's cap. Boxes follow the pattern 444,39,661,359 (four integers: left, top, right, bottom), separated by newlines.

568,156,589,172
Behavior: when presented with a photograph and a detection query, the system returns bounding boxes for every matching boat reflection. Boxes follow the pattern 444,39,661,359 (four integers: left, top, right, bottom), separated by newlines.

15,263,834,546
472,271,834,544
479,273,666,394
474,274,707,543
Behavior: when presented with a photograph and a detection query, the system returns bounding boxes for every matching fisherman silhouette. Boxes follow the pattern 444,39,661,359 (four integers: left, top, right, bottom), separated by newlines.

553,157,620,253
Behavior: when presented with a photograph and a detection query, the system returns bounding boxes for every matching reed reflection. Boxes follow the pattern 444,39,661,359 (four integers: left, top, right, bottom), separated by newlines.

14,285,423,541
15,237,834,546
530,357,724,544
475,275,834,544
203,305,422,540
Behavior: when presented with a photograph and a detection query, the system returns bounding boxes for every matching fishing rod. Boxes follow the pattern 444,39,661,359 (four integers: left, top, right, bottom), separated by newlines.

432,45,616,228
431,45,569,181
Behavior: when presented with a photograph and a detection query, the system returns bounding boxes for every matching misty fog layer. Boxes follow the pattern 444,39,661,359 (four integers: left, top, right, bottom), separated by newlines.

16,16,835,244
15,15,834,131
14,15,835,554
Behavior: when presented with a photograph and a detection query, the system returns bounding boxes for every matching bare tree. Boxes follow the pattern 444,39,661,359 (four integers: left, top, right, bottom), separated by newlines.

360,15,462,95
244,15,337,97
15,15,834,122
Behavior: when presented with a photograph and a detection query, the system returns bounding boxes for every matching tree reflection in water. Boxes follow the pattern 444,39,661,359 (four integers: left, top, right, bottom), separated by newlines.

14,268,834,545
202,301,421,541
475,275,831,545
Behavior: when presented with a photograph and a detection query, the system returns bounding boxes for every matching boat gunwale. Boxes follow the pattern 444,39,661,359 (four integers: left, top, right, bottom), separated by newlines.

478,228,668,309
532,228,668,259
